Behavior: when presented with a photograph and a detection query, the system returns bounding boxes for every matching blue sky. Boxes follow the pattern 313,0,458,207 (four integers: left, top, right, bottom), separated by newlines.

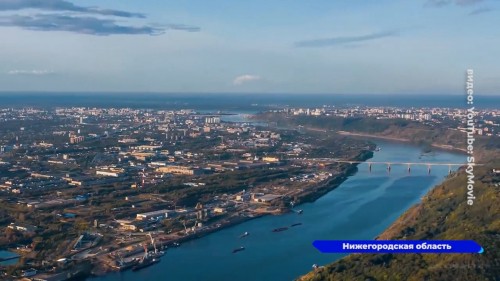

0,0,498,95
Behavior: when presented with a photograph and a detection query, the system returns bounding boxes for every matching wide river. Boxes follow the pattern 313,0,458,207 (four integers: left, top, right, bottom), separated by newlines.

92,140,464,281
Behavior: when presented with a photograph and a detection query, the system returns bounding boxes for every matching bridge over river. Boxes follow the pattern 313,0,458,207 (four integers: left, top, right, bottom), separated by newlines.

290,158,479,174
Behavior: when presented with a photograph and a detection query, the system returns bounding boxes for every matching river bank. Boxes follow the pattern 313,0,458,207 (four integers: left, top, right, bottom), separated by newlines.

88,149,374,278
337,131,468,153
299,163,499,281
294,150,374,205
89,140,464,281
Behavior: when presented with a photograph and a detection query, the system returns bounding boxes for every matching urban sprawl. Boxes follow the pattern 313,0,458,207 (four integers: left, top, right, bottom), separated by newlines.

0,105,498,280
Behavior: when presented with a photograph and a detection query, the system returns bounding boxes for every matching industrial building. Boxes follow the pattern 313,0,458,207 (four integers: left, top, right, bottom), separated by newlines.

136,209,176,221
156,165,202,175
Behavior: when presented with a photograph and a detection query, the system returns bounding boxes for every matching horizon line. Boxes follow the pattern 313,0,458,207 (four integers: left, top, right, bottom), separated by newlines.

0,91,498,96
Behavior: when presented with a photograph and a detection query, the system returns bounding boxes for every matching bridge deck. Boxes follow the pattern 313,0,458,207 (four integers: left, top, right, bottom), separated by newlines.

290,158,479,166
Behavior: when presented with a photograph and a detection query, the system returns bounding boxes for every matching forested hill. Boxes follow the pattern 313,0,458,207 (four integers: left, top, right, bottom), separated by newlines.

298,164,500,281
271,114,500,281
256,113,500,162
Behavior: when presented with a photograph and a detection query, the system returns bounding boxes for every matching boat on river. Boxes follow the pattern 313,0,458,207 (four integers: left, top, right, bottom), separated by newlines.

232,246,245,253
132,257,160,271
272,227,288,232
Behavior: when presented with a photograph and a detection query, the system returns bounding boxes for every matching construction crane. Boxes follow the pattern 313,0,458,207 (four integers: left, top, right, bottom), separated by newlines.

182,220,189,235
147,233,157,254
141,243,149,262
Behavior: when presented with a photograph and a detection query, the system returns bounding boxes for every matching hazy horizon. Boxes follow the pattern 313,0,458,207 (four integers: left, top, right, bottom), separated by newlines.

1,92,498,109
0,91,498,96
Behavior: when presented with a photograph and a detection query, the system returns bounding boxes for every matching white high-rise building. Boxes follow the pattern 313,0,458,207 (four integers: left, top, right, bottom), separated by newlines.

205,116,221,124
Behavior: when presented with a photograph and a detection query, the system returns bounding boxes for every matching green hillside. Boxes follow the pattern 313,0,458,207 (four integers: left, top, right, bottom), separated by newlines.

256,114,500,156
299,165,500,281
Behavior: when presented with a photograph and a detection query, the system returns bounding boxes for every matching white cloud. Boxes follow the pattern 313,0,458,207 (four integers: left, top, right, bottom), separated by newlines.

7,69,55,75
232,74,261,85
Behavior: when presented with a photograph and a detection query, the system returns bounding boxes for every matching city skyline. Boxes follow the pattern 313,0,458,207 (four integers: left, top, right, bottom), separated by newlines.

0,0,499,95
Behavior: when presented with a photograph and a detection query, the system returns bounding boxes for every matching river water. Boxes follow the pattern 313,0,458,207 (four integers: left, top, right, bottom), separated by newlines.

91,140,464,281
0,250,19,266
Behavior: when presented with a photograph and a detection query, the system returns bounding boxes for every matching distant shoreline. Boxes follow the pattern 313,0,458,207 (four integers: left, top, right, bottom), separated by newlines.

336,131,467,154
0,93,499,110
